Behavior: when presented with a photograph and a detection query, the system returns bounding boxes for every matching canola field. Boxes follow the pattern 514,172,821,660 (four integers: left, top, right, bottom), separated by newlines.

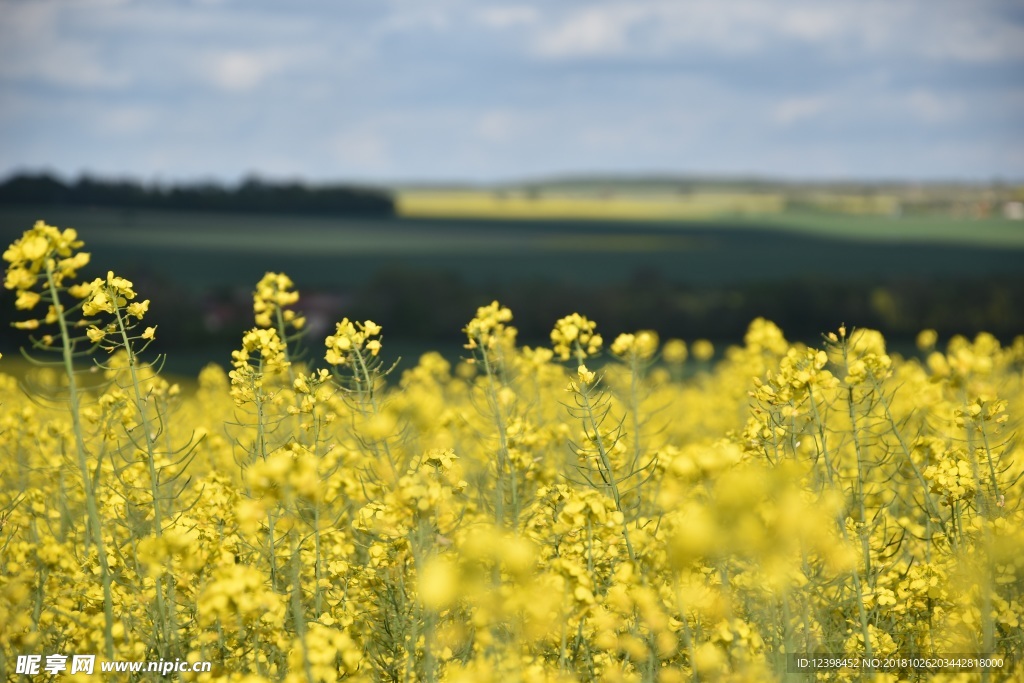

395,190,789,221
2,222,1023,682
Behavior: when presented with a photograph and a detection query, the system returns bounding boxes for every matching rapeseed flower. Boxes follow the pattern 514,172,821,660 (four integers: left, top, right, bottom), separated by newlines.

3,224,1024,683
551,312,602,361
324,318,382,366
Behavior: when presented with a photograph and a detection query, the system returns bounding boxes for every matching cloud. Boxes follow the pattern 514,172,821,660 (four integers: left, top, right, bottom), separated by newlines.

474,109,544,143
0,1,130,88
913,5,1024,63
476,5,540,29
330,128,392,173
527,0,1024,64
375,4,456,34
202,50,291,92
91,105,158,136
772,95,830,126
0,0,1021,181
532,6,643,58
904,89,964,125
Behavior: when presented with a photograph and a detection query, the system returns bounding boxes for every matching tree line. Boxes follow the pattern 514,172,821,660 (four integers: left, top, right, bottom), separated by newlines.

0,173,395,215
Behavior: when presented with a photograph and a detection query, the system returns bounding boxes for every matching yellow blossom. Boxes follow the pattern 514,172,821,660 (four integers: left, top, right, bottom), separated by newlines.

551,312,602,361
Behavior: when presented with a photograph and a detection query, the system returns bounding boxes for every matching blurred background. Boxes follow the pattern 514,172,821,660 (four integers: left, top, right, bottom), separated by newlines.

1,0,1023,370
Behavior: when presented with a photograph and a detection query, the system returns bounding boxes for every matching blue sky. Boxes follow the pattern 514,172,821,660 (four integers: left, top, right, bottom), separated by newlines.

1,0,1022,184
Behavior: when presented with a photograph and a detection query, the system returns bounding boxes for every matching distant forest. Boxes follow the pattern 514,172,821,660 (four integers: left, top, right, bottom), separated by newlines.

0,173,395,215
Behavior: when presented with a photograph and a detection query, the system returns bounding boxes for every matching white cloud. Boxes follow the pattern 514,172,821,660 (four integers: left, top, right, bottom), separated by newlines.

476,111,514,142
92,105,158,135
190,41,326,93
0,1,130,87
917,12,1024,63
532,6,639,58
527,0,1024,64
776,6,843,42
330,128,392,172
1,0,1021,181
772,95,830,125
476,5,540,29
376,5,455,34
904,89,963,124
203,50,288,92
475,110,540,142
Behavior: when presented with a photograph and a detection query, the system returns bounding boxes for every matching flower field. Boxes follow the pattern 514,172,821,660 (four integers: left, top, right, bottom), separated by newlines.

2,221,1023,682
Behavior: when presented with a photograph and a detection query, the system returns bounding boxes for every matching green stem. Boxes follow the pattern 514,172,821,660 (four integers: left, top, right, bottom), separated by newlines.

274,306,306,442
45,260,115,659
480,346,514,527
112,299,172,657
579,379,636,563
353,347,398,482
290,525,313,683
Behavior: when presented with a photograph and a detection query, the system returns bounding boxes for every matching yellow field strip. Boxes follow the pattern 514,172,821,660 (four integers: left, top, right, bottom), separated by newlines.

397,190,787,220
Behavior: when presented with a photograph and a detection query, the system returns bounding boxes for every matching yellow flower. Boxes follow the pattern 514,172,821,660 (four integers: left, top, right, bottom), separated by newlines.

464,300,516,351
14,290,41,310
551,312,602,361
916,328,938,351
325,318,383,366
611,330,659,361
692,338,714,361
3,222,89,332
81,271,137,317
253,272,300,327
3,222,84,282
229,327,291,404
66,282,92,299
662,338,688,364
577,364,596,385
127,300,150,320
418,556,460,609
19,234,49,261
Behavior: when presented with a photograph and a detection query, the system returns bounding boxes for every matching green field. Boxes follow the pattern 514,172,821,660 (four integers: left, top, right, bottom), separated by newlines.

2,207,1022,373
1,206,1021,288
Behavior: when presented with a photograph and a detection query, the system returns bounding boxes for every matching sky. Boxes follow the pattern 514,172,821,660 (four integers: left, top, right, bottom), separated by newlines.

1,0,1023,185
